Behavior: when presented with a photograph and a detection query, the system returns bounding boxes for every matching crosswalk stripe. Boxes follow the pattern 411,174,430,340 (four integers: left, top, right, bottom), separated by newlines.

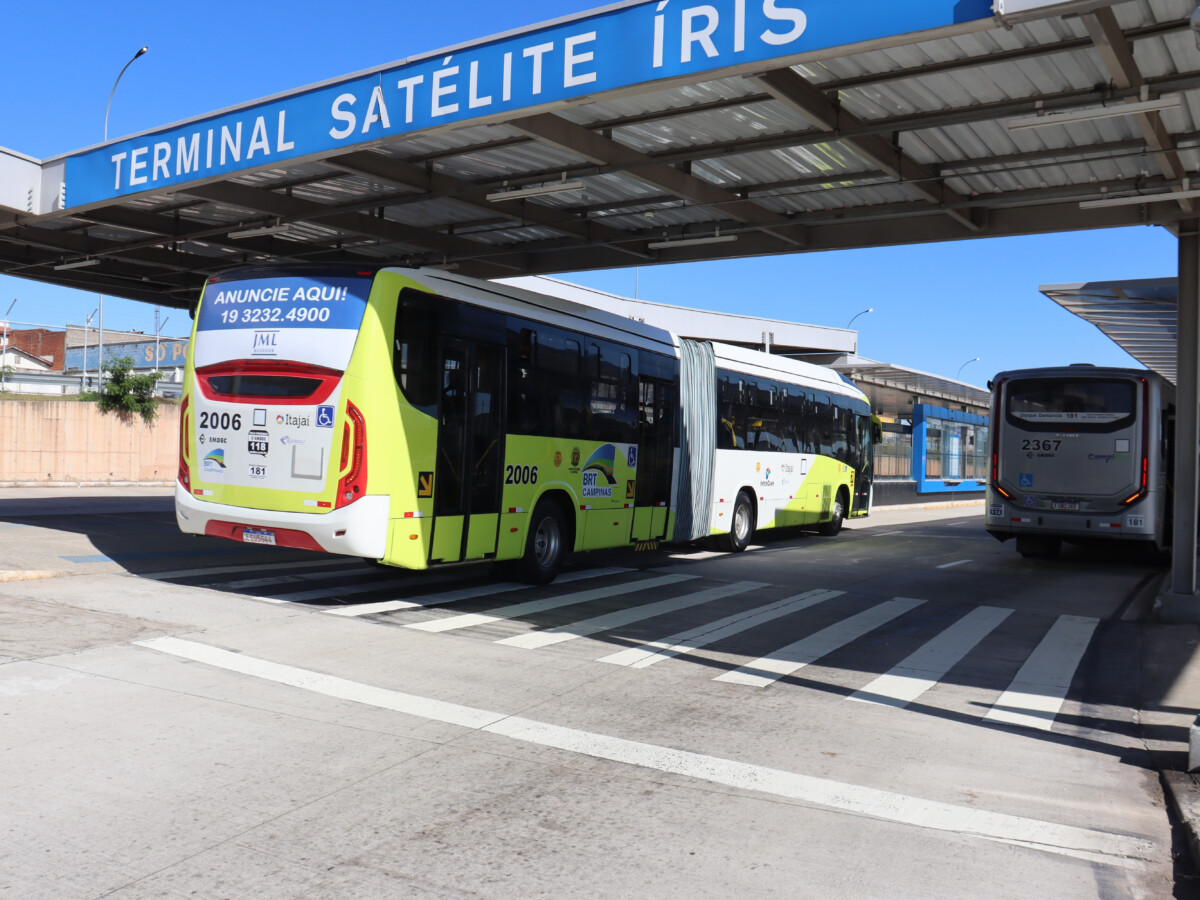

139,557,366,581
848,606,1014,709
714,597,926,688
405,574,696,633
324,567,632,617
983,615,1099,731
598,589,843,668
496,581,768,650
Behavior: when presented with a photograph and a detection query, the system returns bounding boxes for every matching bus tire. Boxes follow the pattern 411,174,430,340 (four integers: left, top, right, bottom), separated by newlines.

721,491,755,552
818,489,848,537
517,497,568,584
1016,535,1061,559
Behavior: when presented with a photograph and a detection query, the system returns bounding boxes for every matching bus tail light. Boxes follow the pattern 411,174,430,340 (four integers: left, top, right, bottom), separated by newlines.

336,401,368,508
178,395,191,489
990,378,1007,496
1122,378,1152,507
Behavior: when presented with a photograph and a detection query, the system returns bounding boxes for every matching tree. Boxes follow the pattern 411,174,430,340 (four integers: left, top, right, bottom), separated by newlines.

96,355,161,422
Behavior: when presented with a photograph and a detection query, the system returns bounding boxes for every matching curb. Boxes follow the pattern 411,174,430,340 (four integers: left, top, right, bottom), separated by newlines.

871,499,986,512
0,569,69,583
1162,770,1200,872
0,482,175,488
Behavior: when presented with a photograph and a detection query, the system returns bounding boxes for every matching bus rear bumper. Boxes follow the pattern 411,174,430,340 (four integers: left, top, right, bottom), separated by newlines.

984,492,1158,543
174,483,389,559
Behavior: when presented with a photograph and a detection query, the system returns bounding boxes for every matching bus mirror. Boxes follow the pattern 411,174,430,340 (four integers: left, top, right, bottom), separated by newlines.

872,421,883,443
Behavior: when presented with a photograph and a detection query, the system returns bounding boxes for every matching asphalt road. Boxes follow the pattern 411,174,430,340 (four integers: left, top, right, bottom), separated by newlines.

0,489,1192,899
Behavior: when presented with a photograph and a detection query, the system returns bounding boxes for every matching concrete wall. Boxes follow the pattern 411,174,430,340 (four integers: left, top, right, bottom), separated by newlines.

0,400,178,484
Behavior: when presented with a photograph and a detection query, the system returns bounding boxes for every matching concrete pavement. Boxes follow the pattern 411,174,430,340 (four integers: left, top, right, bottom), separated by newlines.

0,487,1196,897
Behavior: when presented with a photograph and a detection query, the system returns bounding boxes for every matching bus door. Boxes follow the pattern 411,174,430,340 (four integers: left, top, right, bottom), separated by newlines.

431,338,505,563
632,376,676,541
851,415,875,516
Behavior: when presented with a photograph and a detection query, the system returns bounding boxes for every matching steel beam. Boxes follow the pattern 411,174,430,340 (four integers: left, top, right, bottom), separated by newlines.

1160,222,1200,620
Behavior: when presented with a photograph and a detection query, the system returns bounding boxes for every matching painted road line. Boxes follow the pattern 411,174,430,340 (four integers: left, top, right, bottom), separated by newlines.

848,606,1014,709
135,637,1153,866
598,589,844,668
715,597,926,688
936,559,972,570
326,567,633,618
984,615,1100,731
223,568,376,590
496,581,768,650
139,557,366,581
406,574,695,633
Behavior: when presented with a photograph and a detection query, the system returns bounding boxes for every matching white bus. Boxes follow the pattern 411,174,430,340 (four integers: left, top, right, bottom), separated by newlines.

985,365,1174,558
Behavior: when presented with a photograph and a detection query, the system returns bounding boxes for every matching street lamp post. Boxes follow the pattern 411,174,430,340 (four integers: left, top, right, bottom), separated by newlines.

846,308,874,329
154,308,170,389
98,46,148,391
956,357,981,380
81,307,98,392
2,299,15,393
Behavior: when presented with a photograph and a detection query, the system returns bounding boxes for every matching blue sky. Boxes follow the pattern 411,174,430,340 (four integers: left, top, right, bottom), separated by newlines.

0,0,1174,381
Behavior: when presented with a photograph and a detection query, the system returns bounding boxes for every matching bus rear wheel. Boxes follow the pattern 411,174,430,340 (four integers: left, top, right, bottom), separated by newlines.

517,498,567,583
721,491,755,552
818,489,847,537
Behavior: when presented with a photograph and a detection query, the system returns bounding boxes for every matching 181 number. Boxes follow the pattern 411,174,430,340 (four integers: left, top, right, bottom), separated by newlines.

505,465,538,485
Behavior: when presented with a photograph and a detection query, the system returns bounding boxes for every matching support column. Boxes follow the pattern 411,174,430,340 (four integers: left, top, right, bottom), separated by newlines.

1160,221,1200,621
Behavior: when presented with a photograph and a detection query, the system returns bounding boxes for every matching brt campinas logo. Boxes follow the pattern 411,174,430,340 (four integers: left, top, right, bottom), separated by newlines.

581,444,618,499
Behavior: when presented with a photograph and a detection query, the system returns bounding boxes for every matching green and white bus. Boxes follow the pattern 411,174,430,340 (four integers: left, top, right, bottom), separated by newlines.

176,265,874,581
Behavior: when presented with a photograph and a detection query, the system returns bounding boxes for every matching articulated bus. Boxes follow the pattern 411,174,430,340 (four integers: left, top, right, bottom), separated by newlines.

985,365,1175,558
175,265,875,581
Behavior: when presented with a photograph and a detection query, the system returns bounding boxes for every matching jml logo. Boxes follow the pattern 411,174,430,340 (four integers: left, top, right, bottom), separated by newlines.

252,330,279,356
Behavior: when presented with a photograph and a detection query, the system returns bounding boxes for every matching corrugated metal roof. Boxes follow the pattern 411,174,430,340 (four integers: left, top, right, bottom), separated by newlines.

2,0,1199,306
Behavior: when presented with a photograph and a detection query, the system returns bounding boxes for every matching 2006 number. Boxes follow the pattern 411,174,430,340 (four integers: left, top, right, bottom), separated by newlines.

199,411,242,431
505,465,538,486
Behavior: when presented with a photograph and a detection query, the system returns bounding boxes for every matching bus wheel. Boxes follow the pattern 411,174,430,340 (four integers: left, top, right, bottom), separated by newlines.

722,492,755,552
1016,535,1061,559
518,498,567,583
818,489,847,537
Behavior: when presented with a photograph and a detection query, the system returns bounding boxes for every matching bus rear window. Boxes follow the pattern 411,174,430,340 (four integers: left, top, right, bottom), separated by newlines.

1006,379,1136,431
207,374,324,398
195,361,342,404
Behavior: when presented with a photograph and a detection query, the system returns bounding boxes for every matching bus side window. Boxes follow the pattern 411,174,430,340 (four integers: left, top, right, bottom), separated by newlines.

509,328,539,435
394,296,438,416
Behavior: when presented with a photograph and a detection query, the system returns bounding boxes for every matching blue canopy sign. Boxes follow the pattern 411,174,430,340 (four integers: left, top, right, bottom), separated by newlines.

62,0,993,208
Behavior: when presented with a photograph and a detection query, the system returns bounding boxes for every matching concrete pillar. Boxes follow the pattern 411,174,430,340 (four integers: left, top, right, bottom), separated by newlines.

1160,221,1200,621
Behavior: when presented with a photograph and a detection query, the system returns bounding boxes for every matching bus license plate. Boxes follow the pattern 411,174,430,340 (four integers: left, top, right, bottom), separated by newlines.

1051,501,1079,511
242,527,276,546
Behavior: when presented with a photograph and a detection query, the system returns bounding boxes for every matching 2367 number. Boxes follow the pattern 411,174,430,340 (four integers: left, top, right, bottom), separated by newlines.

198,411,242,431
505,464,538,486
1021,439,1062,452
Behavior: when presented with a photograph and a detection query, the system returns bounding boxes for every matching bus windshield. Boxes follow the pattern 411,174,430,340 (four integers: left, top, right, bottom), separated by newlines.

1006,378,1136,432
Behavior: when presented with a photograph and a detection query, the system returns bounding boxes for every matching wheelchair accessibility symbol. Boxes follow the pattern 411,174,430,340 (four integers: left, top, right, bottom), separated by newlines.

316,405,335,428
1019,473,1034,488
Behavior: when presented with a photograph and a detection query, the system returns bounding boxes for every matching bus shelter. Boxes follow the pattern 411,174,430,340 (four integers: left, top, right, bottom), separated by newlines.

2,0,1200,610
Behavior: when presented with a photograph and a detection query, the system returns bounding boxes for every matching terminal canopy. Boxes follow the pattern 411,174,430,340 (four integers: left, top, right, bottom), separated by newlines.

1043,278,1180,381
1,0,1199,308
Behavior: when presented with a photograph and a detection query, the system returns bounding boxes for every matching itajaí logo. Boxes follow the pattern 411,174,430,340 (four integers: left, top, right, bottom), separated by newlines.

202,448,226,470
